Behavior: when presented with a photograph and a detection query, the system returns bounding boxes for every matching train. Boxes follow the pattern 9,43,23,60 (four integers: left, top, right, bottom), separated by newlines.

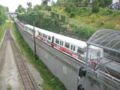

16,19,104,66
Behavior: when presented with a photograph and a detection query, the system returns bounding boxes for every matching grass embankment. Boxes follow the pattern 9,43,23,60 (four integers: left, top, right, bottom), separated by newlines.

51,7,120,39
53,7,120,30
11,20,66,90
0,20,9,41
0,25,3,40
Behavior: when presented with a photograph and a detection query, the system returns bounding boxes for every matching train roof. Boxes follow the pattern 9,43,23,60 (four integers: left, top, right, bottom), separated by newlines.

25,24,40,30
25,24,54,36
25,24,87,48
53,33,87,48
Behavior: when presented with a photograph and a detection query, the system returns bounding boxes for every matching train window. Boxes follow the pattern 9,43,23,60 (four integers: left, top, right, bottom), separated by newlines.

55,39,59,44
39,32,42,36
65,42,70,48
97,52,100,57
73,46,75,51
71,45,73,50
48,36,51,40
60,41,63,46
27,28,29,31
29,28,31,31
78,48,84,54
30,29,34,33
45,35,47,39
43,34,47,39
71,45,75,51
43,34,45,37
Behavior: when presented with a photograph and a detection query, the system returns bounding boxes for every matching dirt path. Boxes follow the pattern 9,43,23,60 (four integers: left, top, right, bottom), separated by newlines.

0,30,43,90
0,30,24,90
0,40,24,90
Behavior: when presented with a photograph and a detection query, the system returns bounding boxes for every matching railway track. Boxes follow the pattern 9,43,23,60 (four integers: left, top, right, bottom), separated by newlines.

0,31,7,73
8,30,38,90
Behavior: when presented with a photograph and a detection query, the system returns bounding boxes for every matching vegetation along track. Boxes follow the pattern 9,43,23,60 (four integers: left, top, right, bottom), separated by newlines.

7,29,38,90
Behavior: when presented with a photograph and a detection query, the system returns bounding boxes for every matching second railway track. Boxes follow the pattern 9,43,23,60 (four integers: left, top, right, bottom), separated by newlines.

8,30,38,90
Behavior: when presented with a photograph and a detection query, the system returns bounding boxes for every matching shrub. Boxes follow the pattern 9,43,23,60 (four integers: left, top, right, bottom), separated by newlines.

72,24,96,39
92,6,99,13
92,0,99,13
99,8,114,15
70,12,75,18
45,6,51,11
77,8,91,16
65,3,77,17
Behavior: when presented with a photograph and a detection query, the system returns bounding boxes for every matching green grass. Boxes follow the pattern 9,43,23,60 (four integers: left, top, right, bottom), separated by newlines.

10,19,66,90
0,25,2,40
0,20,9,41
69,8,120,31
7,85,12,90
52,7,120,33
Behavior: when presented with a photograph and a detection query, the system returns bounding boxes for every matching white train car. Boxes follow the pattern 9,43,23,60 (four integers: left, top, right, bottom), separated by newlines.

24,24,104,65
52,33,87,60
37,28,55,45
24,24,34,35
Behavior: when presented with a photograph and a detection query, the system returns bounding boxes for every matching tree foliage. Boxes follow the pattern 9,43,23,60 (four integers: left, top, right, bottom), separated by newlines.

41,0,50,6
92,0,99,13
33,5,42,11
92,0,112,13
57,0,112,8
98,0,112,8
0,5,7,24
57,0,89,7
15,5,26,13
27,2,32,11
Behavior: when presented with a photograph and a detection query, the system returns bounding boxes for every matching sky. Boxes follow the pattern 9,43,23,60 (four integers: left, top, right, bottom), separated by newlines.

0,0,47,12
113,0,119,3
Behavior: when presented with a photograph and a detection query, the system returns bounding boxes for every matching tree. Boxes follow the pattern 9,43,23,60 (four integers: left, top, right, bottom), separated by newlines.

99,0,112,7
83,0,89,6
56,0,86,7
15,5,26,13
0,5,7,24
92,0,99,13
33,5,42,11
92,0,112,13
27,2,32,11
41,0,50,6
27,2,32,9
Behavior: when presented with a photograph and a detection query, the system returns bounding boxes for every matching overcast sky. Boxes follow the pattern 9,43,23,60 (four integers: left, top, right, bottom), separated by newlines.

0,0,118,12
113,0,119,3
0,0,56,12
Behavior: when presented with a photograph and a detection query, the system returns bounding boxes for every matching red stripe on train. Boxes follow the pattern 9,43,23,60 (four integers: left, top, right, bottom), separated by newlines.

54,44,73,56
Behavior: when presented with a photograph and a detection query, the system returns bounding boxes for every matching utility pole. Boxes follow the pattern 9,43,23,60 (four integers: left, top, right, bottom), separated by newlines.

33,22,37,60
